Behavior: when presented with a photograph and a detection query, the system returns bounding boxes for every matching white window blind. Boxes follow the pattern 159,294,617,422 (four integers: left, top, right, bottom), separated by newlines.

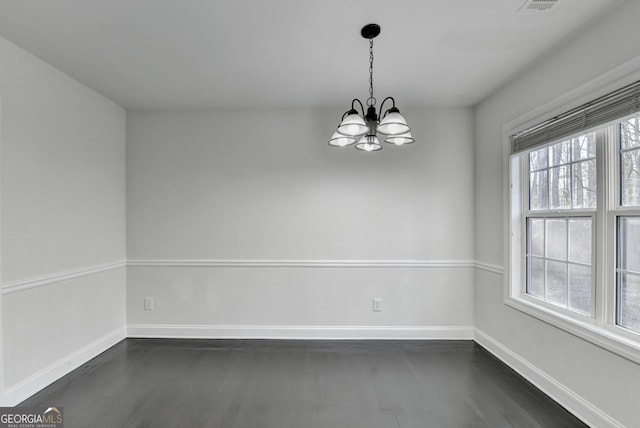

511,81,640,155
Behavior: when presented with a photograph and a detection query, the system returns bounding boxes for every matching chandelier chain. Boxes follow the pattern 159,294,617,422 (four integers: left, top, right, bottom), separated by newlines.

367,37,375,107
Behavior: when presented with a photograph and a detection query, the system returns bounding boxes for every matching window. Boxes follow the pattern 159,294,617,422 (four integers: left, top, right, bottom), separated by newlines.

525,135,596,316
508,81,640,362
617,116,640,334
618,216,640,332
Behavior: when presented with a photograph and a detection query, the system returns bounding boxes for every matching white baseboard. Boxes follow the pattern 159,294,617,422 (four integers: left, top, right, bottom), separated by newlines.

127,324,474,340
474,328,624,428
2,326,126,407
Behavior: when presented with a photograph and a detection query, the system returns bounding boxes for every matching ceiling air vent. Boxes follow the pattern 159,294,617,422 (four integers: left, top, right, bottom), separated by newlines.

518,0,559,12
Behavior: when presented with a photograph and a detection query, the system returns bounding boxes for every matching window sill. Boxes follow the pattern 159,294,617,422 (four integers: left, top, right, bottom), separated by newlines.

505,295,640,365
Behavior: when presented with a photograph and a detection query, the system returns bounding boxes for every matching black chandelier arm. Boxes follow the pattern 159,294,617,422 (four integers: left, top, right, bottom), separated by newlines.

379,97,397,118
351,98,366,116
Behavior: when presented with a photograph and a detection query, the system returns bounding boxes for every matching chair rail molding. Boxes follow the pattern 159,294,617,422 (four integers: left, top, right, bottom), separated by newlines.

127,259,477,268
1,260,127,295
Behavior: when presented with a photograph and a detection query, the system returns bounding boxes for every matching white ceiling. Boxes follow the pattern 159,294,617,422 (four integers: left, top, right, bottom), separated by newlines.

0,0,622,109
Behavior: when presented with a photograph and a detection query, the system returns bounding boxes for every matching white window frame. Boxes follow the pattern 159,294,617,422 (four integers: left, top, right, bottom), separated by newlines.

503,62,640,365
611,116,640,339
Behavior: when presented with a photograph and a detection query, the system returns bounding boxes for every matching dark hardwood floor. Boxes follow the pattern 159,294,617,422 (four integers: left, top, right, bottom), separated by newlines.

21,339,587,428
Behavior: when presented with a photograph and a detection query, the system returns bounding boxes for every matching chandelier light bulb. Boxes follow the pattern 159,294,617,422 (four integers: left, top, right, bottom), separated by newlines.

336,112,368,137
355,135,382,152
377,110,410,135
328,130,356,147
385,131,415,145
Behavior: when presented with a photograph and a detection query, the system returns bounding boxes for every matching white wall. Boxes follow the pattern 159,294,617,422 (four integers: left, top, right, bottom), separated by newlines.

126,107,475,338
474,2,640,427
0,36,127,405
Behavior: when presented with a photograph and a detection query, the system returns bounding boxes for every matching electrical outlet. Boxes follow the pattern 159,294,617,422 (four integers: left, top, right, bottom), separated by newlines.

373,297,382,312
144,297,154,311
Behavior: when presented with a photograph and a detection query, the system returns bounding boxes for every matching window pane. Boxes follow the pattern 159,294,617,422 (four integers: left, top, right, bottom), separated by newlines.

618,272,640,333
547,260,567,306
619,216,640,273
529,147,548,171
569,264,592,314
572,160,596,209
528,257,545,298
617,217,640,333
528,218,544,257
620,115,640,150
621,149,640,207
571,133,596,161
546,219,567,260
568,218,592,264
529,171,548,210
526,216,593,315
549,166,571,209
549,140,571,166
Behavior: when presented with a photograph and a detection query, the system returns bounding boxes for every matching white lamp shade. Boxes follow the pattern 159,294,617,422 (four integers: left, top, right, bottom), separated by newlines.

337,113,368,136
355,135,382,152
328,131,356,147
377,111,410,135
384,131,415,145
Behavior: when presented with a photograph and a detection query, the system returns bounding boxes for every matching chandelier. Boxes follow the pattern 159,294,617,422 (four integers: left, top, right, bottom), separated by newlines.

328,23,414,152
